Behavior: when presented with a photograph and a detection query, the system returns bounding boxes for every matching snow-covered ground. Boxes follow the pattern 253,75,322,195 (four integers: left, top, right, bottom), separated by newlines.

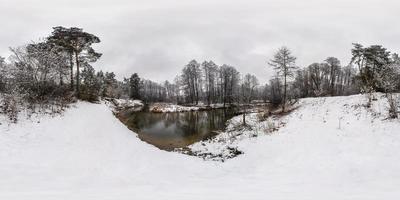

109,98,144,111
149,102,228,112
149,103,201,112
187,112,283,161
1,94,400,199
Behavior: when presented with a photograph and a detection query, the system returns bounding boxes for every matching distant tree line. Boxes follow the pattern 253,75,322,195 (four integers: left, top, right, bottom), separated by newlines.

267,45,400,118
1,26,399,121
118,60,261,107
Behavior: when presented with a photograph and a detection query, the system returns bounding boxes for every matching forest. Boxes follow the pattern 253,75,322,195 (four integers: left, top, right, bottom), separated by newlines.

1,26,400,122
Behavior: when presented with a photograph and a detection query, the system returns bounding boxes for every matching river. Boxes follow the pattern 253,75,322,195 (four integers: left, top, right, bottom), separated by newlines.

118,108,237,151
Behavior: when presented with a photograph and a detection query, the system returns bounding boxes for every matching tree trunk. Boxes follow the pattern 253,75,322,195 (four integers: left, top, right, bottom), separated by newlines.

283,73,287,112
242,103,247,126
330,66,334,95
59,70,63,86
282,57,287,113
69,52,74,91
75,51,80,98
195,79,199,105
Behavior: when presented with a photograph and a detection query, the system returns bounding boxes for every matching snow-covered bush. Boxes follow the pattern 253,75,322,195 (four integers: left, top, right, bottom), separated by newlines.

0,94,19,123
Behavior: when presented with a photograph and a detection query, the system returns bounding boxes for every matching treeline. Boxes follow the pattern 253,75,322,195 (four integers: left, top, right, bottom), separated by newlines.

120,61,261,106
267,45,400,117
1,26,400,121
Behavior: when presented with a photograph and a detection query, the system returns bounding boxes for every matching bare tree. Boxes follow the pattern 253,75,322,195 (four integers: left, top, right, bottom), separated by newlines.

269,47,297,112
202,60,218,105
240,73,259,125
325,57,341,96
0,57,7,92
181,60,202,104
379,54,400,118
219,64,240,107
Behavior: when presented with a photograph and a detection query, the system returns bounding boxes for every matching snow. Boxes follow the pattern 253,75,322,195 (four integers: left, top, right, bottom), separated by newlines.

109,98,144,111
149,102,232,113
149,103,230,112
149,103,201,112
1,94,400,199
188,113,283,160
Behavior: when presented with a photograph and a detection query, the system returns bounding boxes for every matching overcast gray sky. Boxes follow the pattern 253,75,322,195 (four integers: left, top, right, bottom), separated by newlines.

0,0,399,83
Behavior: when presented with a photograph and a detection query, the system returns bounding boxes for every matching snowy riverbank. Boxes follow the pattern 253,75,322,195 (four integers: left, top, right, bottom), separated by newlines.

149,102,228,113
1,94,400,199
109,98,144,111
189,93,400,161
149,103,201,112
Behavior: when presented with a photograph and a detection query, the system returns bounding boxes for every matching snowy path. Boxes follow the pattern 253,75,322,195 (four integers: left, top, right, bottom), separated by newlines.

1,95,400,199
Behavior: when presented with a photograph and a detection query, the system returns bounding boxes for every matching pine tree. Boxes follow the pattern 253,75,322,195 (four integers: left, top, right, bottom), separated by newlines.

80,64,101,102
128,73,141,99
48,26,102,98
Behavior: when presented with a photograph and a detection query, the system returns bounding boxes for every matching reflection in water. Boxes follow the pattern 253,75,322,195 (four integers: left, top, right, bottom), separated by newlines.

119,109,236,151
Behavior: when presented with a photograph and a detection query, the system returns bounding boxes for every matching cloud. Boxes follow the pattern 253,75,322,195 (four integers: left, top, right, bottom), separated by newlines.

0,0,399,83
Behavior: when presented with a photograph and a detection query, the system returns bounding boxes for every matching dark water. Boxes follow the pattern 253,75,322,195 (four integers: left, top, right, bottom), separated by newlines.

118,109,237,151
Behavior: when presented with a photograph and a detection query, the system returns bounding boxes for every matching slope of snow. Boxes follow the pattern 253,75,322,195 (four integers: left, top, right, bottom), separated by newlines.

1,94,400,199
